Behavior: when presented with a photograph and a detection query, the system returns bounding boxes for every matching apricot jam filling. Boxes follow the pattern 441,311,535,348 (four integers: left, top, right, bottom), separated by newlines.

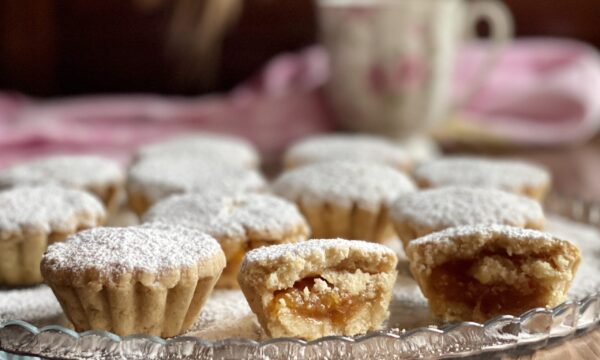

429,255,548,318
269,276,367,326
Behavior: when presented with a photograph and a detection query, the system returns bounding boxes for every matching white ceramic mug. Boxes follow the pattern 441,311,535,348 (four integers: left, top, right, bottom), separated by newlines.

319,0,513,138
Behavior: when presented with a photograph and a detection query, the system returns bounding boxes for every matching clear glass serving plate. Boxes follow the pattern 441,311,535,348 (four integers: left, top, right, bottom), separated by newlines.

1,194,599,360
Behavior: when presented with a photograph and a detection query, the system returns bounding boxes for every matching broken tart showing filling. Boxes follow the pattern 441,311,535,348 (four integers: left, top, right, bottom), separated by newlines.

237,239,398,339
406,225,581,323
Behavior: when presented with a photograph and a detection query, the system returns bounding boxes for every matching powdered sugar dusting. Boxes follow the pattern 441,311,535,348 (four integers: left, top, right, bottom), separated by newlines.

391,187,544,229
185,289,264,340
1,217,599,335
0,186,105,238
410,224,558,247
285,134,411,169
42,224,223,276
272,161,416,210
414,156,550,190
127,157,267,203
143,193,308,241
0,155,124,190
242,238,395,266
137,133,259,169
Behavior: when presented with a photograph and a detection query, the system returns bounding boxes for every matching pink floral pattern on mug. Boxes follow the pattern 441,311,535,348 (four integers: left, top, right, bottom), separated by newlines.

369,56,427,94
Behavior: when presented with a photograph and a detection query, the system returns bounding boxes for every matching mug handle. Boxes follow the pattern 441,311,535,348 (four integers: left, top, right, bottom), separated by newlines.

456,0,514,108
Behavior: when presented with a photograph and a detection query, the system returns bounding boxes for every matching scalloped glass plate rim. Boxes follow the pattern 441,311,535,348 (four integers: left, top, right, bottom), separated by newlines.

1,292,599,349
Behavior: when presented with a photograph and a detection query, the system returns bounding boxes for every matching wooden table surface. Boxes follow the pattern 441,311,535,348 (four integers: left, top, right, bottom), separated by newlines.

501,330,600,359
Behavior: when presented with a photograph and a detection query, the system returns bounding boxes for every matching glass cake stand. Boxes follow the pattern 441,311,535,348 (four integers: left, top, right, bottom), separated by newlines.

1,194,599,359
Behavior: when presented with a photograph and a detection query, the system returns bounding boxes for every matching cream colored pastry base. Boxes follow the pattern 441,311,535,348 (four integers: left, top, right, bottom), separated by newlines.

88,183,123,215
0,229,89,286
297,200,394,242
47,267,222,337
127,190,154,216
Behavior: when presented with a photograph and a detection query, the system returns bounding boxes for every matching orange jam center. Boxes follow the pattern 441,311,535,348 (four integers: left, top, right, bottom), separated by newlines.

269,277,365,326
430,258,545,319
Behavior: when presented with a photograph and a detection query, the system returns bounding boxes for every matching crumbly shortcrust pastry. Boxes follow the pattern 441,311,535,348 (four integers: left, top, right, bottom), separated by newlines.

0,185,106,285
284,134,412,171
272,161,416,242
413,156,551,201
406,225,580,322
126,157,267,215
0,155,124,211
41,224,226,337
391,187,545,247
238,239,398,339
143,193,310,288
135,133,259,169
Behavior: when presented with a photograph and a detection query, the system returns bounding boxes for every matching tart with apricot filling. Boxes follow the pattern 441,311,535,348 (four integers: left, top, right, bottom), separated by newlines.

143,193,309,288
126,157,266,215
0,185,105,285
283,134,412,172
272,161,415,242
406,225,581,323
134,133,260,169
41,224,226,337
0,155,124,213
413,156,551,201
237,239,398,339
390,187,545,248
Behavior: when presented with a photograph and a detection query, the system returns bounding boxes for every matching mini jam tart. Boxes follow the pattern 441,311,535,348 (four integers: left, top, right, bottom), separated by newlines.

390,187,545,248
406,225,581,323
284,134,412,172
0,155,124,212
143,193,310,288
126,157,267,215
41,224,226,337
237,239,398,340
272,161,416,242
0,186,106,285
413,156,551,201
135,133,260,169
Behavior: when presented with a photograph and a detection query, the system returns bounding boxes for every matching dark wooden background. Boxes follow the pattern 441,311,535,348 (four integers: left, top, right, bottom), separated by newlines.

0,0,598,96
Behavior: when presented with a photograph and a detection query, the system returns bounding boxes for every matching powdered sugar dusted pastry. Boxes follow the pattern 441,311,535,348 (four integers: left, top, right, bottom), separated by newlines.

406,225,580,322
143,193,310,288
135,133,259,169
126,157,267,215
284,134,412,171
0,155,124,211
413,156,551,201
272,161,416,242
0,186,106,285
41,224,226,337
390,187,545,247
238,239,398,339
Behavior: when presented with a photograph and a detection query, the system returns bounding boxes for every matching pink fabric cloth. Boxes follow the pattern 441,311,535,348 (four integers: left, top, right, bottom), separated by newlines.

456,38,600,145
1,39,599,168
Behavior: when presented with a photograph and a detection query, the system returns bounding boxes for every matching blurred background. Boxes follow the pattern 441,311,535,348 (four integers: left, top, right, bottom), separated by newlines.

0,0,599,199
0,0,598,96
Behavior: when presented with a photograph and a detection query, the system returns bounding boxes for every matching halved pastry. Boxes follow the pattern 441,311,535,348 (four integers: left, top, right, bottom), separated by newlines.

237,239,398,339
406,225,581,323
